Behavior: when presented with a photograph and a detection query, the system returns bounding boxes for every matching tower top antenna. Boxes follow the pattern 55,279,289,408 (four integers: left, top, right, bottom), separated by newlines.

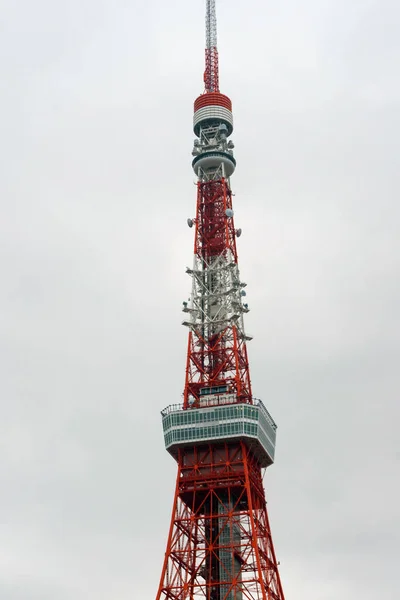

204,0,219,92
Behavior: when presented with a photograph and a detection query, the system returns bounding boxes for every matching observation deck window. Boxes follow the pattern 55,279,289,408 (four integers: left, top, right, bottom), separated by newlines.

199,385,228,396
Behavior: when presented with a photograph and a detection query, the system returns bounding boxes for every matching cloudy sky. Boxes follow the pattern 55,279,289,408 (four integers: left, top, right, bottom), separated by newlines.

1,0,399,598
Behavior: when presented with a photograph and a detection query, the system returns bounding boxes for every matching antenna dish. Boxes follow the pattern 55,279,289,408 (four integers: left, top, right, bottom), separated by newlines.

187,218,193,228
236,228,242,237
225,209,234,218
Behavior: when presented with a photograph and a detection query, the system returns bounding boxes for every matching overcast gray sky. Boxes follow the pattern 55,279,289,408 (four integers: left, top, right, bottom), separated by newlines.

1,0,399,598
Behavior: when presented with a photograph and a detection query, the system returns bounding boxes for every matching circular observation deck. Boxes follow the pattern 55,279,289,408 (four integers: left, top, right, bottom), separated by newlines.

192,151,236,177
193,92,233,136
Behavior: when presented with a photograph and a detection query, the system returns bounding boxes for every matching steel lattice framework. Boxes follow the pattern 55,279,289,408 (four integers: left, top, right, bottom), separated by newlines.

183,177,252,407
155,2,286,600
156,443,284,600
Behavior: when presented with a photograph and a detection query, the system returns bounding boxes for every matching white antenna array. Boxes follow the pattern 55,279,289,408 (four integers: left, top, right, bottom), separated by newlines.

206,0,218,50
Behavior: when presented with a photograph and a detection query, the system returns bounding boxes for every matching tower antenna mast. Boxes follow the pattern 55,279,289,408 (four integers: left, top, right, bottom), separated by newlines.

204,0,219,92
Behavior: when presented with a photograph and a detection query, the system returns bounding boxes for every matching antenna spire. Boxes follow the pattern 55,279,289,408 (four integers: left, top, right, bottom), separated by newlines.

204,0,219,92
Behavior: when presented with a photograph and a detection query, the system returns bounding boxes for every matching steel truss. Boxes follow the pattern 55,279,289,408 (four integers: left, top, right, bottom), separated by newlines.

156,442,285,600
183,178,252,407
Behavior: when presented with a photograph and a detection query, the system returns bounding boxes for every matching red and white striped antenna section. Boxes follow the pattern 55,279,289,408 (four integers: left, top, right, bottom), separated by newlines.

204,0,219,92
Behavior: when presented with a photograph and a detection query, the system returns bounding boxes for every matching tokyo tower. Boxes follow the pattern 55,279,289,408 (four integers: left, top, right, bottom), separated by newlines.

155,2,285,599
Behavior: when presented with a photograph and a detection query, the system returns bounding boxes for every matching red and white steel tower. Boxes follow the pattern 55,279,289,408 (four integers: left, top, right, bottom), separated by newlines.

155,2,285,599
